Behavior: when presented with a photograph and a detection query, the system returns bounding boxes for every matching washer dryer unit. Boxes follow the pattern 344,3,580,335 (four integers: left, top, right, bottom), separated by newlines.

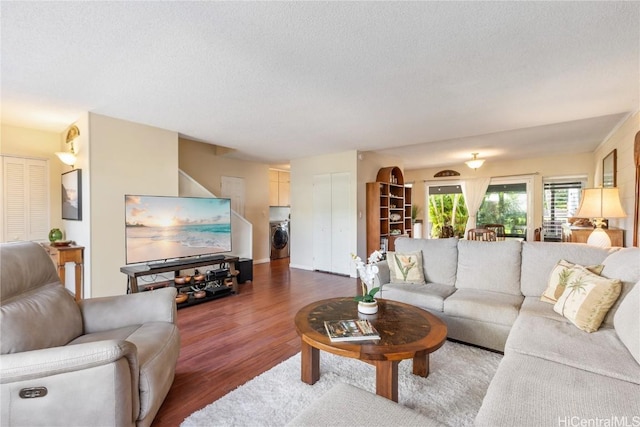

270,221,290,259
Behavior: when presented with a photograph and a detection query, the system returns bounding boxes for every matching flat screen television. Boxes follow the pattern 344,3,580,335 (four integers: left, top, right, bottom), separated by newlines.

125,195,232,265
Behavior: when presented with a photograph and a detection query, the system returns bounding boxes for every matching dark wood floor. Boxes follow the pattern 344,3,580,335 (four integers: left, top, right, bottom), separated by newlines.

151,258,356,426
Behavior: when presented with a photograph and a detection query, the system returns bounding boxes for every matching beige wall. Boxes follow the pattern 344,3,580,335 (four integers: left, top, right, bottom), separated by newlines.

88,113,179,297
593,111,639,247
178,138,271,263
405,152,595,235
290,150,359,273
1,124,64,233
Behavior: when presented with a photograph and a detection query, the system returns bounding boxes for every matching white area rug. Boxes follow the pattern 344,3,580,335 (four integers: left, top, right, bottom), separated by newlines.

182,341,502,427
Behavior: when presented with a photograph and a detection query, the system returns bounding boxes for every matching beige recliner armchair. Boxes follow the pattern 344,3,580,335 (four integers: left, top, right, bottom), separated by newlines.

0,242,180,427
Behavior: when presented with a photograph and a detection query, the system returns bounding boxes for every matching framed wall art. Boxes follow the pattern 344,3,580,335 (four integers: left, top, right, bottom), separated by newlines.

602,149,617,188
61,169,82,220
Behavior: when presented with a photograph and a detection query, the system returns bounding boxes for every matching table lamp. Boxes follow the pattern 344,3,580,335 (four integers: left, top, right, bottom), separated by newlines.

574,187,626,248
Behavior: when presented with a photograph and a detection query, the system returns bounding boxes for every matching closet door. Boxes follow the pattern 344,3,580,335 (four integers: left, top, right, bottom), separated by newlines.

312,174,331,272
312,172,351,275
330,173,350,275
2,156,49,242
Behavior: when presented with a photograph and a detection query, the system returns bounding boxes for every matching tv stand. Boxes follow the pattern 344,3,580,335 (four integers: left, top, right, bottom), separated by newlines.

120,255,240,298
148,254,226,269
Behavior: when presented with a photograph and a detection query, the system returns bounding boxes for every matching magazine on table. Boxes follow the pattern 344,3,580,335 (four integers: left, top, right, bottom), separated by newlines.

323,319,381,342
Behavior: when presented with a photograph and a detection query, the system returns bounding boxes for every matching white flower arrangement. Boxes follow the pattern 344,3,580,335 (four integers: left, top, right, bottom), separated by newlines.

351,250,383,302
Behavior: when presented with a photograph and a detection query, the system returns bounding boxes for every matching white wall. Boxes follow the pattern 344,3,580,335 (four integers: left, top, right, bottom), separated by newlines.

593,111,639,247
289,150,359,274
88,113,178,297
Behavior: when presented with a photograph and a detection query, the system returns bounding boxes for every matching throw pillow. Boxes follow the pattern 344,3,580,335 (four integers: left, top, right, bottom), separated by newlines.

387,251,426,284
540,260,604,304
553,265,622,333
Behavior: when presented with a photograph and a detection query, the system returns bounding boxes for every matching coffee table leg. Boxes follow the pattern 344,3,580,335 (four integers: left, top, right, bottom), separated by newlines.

374,360,399,402
413,350,429,377
301,341,320,385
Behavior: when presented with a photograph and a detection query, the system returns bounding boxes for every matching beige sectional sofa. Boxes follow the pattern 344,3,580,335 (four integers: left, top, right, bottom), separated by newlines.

292,237,640,426
0,242,181,427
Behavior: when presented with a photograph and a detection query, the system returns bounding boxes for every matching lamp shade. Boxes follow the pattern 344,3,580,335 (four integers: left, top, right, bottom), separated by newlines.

575,188,626,219
465,153,485,170
55,152,77,166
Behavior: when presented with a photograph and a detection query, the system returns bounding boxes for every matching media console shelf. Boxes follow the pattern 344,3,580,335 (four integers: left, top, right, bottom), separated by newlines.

120,256,240,308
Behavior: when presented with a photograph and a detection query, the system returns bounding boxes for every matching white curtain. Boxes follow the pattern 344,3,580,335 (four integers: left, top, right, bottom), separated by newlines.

461,177,491,238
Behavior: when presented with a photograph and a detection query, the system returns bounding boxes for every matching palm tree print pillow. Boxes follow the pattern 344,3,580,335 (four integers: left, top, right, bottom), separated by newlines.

553,265,622,333
387,251,426,284
541,260,604,304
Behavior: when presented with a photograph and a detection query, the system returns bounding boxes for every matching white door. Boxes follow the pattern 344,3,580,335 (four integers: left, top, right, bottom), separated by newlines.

330,173,350,275
312,172,351,275
312,174,332,272
2,156,49,242
221,176,245,217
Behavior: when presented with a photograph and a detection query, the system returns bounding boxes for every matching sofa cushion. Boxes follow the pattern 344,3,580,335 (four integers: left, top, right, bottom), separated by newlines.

455,240,522,295
0,242,62,302
443,288,523,327
394,237,458,287
600,248,640,326
476,352,640,427
381,282,456,312
520,242,613,297
1,283,83,354
540,259,604,304
518,297,571,323
506,313,640,384
614,281,640,365
387,251,426,284
553,265,621,333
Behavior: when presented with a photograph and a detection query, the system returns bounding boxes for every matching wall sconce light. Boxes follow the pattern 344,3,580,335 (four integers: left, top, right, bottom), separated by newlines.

55,125,79,167
465,153,485,170
575,187,627,248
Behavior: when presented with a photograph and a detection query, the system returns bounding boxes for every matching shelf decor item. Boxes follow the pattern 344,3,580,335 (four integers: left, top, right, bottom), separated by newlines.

352,250,383,314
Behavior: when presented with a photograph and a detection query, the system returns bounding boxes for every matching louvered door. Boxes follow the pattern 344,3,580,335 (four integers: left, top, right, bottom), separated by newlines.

1,156,50,242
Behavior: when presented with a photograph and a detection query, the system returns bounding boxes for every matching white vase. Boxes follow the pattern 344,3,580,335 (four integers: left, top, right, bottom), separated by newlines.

358,300,378,314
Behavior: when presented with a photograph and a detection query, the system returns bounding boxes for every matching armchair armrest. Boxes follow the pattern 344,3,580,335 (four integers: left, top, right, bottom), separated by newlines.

0,340,137,384
80,287,177,334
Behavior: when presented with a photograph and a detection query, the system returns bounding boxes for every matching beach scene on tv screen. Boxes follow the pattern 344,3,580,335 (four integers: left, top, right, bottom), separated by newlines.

125,195,231,264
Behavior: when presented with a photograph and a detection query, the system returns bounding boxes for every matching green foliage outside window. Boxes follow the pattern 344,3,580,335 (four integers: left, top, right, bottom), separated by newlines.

477,190,527,236
428,194,468,238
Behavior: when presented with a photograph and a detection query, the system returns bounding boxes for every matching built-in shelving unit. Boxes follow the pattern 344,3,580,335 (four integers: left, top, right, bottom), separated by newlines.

366,167,412,255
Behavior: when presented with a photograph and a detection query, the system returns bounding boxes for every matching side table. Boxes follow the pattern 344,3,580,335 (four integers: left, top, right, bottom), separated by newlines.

47,244,84,301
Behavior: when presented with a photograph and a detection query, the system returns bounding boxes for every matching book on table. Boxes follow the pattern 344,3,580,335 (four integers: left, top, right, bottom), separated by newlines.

324,319,381,342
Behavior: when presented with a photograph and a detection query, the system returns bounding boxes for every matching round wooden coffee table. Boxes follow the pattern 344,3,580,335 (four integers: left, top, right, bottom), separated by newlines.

294,297,447,402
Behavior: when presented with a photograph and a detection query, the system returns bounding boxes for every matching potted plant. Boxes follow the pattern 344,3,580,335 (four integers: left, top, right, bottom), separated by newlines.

352,250,383,314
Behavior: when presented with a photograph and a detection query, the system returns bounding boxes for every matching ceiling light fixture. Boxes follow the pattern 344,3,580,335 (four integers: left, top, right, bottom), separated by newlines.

55,125,79,167
465,153,485,170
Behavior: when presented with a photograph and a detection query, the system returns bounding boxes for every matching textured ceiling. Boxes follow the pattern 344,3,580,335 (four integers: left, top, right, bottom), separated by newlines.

1,1,639,169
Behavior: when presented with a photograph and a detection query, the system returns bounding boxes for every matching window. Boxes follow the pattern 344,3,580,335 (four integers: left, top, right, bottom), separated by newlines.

427,176,534,240
477,183,528,238
426,182,468,238
543,177,586,241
